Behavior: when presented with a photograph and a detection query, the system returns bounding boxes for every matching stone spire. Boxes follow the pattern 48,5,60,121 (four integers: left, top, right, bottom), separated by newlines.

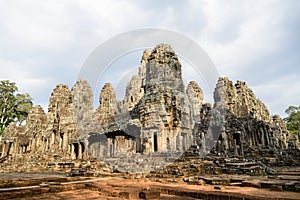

214,77,271,121
46,84,76,153
24,105,47,152
186,81,203,122
145,44,184,92
96,83,117,130
139,44,193,153
71,79,95,138
121,49,150,112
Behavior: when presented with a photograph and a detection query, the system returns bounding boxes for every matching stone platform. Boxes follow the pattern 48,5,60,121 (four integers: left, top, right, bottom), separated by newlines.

0,172,300,200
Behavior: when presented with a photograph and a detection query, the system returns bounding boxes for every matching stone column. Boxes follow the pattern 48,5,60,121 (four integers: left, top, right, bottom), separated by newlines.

51,132,55,148
62,132,68,152
83,139,88,159
233,139,238,156
70,144,75,160
77,143,82,160
59,134,62,150
67,144,71,159
19,145,22,154
107,138,112,157
176,135,182,152
1,142,6,158
10,142,15,155
136,137,141,153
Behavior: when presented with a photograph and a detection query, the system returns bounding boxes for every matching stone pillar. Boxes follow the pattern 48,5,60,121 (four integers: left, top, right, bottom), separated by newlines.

45,139,49,151
249,131,253,146
59,134,62,150
157,132,162,152
78,143,82,160
234,139,238,156
51,132,55,148
10,142,15,156
222,132,229,151
264,127,271,146
113,138,117,156
107,138,112,157
176,135,182,152
62,132,68,152
83,139,88,159
136,137,141,153
201,132,206,153
68,144,71,159
70,144,75,160
240,142,244,156
1,142,6,158
19,145,22,154
171,130,176,152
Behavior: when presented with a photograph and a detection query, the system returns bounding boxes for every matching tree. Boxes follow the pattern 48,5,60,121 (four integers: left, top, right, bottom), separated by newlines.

284,105,300,136
15,93,33,125
0,80,33,135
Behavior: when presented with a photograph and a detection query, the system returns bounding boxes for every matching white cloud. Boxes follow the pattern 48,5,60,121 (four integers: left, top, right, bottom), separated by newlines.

0,57,54,111
0,0,299,117
252,75,300,117
190,0,292,77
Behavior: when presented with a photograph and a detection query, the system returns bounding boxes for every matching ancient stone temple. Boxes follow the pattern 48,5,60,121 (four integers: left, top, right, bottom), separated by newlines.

0,105,46,160
197,77,300,157
0,84,88,163
90,44,197,158
0,44,299,170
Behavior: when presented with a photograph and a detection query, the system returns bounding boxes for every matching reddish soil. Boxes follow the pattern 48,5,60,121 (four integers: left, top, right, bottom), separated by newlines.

7,178,300,200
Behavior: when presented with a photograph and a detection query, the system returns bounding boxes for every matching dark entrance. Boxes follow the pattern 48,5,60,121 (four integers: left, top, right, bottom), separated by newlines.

7,142,13,156
153,133,158,152
73,143,79,159
233,133,241,145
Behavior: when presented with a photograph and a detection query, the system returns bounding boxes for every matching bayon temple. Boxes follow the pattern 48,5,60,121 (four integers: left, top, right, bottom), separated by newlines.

0,44,299,171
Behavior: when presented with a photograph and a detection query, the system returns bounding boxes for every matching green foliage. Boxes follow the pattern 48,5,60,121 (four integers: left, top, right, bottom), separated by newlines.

15,93,33,125
284,105,300,135
0,80,33,135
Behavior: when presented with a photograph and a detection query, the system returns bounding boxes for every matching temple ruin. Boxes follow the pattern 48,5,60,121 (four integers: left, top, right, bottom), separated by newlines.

0,44,299,172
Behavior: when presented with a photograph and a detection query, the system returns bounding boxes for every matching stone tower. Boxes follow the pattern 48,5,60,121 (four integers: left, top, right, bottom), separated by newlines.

139,44,193,153
96,83,117,131
71,79,95,138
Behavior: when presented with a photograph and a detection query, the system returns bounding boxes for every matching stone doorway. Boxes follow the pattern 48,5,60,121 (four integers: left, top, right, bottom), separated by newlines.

153,133,158,152
73,143,79,159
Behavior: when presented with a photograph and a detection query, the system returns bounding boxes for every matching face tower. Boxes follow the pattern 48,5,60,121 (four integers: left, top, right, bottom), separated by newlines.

139,44,193,154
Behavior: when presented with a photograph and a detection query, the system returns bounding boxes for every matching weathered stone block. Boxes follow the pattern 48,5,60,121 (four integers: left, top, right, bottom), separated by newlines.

139,190,160,199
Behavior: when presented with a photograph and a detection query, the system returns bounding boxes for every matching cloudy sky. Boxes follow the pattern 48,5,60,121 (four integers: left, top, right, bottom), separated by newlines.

0,0,299,117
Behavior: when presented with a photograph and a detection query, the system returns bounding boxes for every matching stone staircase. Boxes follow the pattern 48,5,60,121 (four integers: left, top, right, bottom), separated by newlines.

102,153,179,174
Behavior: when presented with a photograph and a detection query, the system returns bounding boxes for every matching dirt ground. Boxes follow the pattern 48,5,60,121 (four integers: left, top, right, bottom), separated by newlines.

4,177,300,200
